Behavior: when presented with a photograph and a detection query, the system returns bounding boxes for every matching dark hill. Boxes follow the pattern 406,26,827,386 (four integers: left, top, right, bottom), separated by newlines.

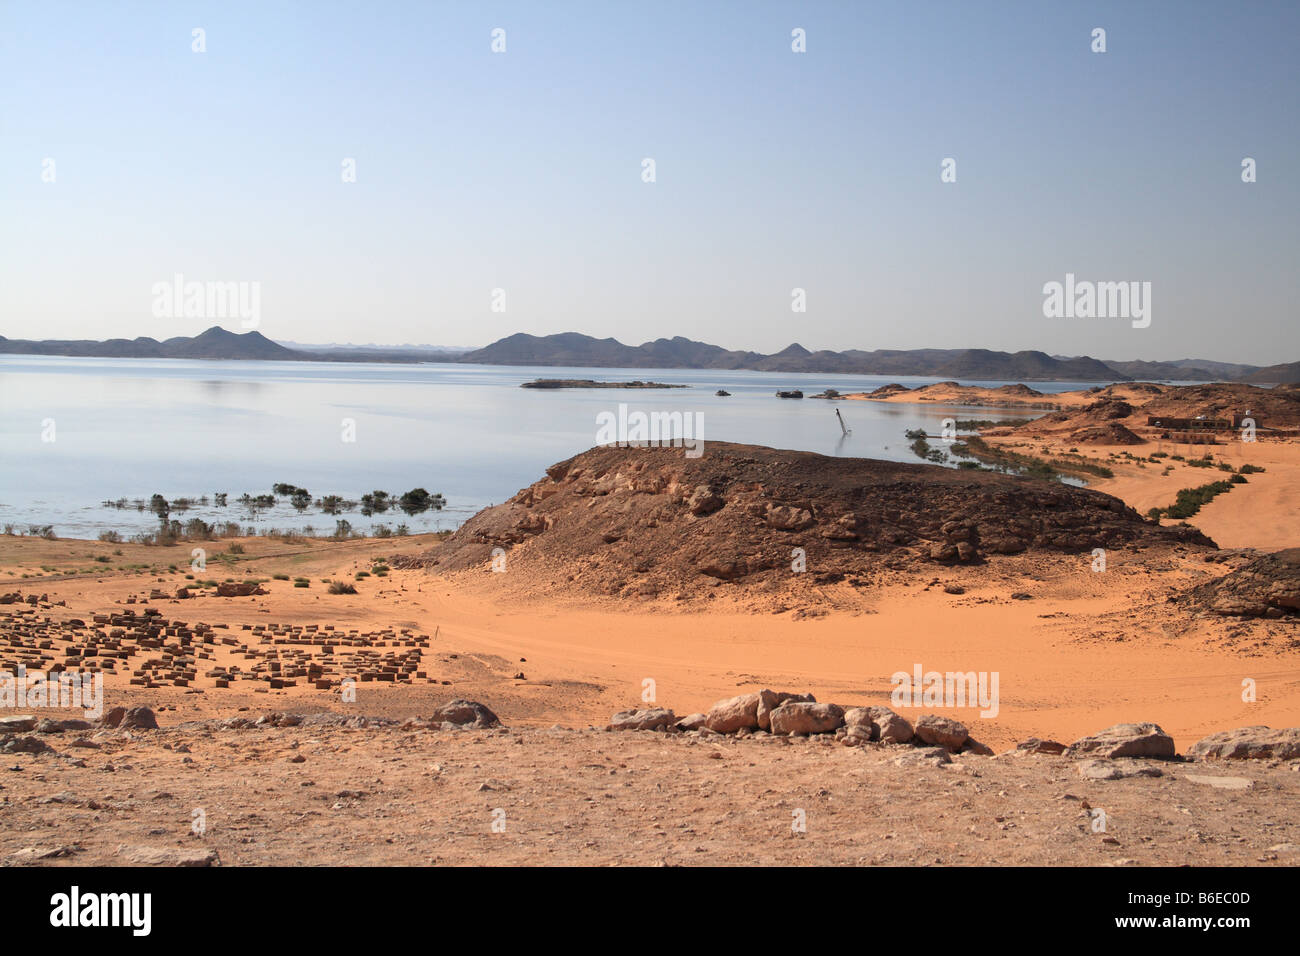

422,442,1214,604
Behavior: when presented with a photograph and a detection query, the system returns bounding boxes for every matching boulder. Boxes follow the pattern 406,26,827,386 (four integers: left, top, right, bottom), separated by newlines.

757,690,815,730
33,717,94,734
868,706,913,744
430,699,500,729
766,505,815,531
0,735,55,755
1188,726,1300,761
121,707,158,730
0,716,37,734
675,713,708,732
1066,722,1175,759
704,693,761,734
1017,737,1066,755
913,714,970,752
768,702,844,736
687,486,724,516
843,707,877,739
607,708,676,732
116,845,221,867
841,725,873,746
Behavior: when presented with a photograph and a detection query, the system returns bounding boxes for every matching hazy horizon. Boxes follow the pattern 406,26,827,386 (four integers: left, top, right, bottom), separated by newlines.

2,1,1297,365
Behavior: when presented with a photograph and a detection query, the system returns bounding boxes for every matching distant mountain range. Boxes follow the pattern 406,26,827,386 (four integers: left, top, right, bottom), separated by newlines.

2,327,1297,383
454,333,1298,383
0,327,459,363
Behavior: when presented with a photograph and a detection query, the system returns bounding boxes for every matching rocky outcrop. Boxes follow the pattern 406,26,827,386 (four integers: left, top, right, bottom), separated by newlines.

607,708,676,732
1066,722,1175,759
1188,726,1300,761
1185,549,1300,618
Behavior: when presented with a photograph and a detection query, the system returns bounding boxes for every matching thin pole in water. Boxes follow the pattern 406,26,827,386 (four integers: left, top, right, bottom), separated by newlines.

835,407,851,436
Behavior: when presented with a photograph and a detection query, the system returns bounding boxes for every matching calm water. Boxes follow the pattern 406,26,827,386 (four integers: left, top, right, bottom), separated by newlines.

0,356,1096,538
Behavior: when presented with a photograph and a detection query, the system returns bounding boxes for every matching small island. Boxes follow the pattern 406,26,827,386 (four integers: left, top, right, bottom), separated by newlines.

520,379,689,389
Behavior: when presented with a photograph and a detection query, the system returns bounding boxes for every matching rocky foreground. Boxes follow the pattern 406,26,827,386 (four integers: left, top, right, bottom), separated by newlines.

2,699,1298,867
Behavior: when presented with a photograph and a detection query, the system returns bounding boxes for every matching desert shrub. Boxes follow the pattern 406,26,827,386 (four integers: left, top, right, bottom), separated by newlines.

328,581,357,595
97,530,122,543
1151,480,1235,520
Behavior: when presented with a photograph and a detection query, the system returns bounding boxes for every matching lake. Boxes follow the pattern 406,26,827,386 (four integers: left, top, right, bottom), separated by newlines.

0,355,1097,539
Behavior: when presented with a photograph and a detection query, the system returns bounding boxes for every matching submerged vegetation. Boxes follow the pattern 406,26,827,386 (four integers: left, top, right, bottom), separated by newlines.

89,481,447,544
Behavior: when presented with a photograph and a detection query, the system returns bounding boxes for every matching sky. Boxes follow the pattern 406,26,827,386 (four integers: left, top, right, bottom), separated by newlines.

1,0,1297,364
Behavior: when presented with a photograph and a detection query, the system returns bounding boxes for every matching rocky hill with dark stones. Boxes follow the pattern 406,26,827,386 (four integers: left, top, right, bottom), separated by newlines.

422,442,1214,601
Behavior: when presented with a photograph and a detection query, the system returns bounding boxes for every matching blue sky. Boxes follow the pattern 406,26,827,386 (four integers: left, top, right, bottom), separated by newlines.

1,0,1296,364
